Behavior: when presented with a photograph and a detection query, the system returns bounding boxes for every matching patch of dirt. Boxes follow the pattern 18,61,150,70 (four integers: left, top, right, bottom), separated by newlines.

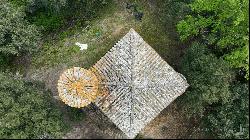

60,101,203,139
111,25,124,36
62,104,127,139
25,64,69,96
141,101,202,139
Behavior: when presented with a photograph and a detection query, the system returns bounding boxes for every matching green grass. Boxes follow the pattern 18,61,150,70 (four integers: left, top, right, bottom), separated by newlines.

31,0,182,72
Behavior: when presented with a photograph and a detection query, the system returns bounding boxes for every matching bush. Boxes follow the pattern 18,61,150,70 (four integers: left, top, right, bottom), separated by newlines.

9,0,67,14
179,43,233,116
0,72,68,139
31,12,65,31
65,106,85,122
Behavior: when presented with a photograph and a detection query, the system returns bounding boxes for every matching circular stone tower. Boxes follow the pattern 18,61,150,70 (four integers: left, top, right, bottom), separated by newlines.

57,67,99,108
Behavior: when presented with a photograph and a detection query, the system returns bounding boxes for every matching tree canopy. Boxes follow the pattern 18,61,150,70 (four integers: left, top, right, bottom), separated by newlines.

0,72,67,139
180,43,233,116
177,0,249,79
205,82,249,139
179,43,249,139
0,0,41,56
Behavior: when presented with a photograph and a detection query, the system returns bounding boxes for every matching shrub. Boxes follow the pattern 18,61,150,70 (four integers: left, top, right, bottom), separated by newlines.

9,0,112,31
31,12,65,31
65,106,86,122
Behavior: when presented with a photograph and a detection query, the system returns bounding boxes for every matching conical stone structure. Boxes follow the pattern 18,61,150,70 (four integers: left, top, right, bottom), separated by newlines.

90,28,189,138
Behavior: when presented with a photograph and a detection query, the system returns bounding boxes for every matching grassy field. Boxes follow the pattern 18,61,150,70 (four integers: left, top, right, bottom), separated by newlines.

23,0,203,138
30,0,184,69
24,0,186,95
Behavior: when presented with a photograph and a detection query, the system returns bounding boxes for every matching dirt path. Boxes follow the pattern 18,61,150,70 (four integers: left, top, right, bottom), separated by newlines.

141,101,202,139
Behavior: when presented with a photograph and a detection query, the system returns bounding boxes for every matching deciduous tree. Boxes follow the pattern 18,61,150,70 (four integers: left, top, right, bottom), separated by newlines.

177,0,249,79
180,43,233,116
0,72,67,139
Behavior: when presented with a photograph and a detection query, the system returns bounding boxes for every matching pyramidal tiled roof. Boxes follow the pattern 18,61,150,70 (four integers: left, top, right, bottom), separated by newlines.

91,28,189,138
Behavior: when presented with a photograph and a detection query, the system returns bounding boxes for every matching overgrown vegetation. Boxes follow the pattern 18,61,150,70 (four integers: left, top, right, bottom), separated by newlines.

177,0,249,139
0,0,40,69
205,82,249,139
180,43,233,116
0,0,113,138
0,72,68,139
9,0,111,32
177,0,249,79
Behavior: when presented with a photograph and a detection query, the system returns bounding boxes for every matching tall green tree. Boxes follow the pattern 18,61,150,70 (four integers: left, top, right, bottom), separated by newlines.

180,43,233,116
180,43,249,139
0,0,41,56
0,72,68,139
204,82,249,139
177,0,249,79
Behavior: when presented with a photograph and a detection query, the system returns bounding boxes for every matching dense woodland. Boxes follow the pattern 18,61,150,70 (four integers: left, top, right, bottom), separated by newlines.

0,0,249,139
